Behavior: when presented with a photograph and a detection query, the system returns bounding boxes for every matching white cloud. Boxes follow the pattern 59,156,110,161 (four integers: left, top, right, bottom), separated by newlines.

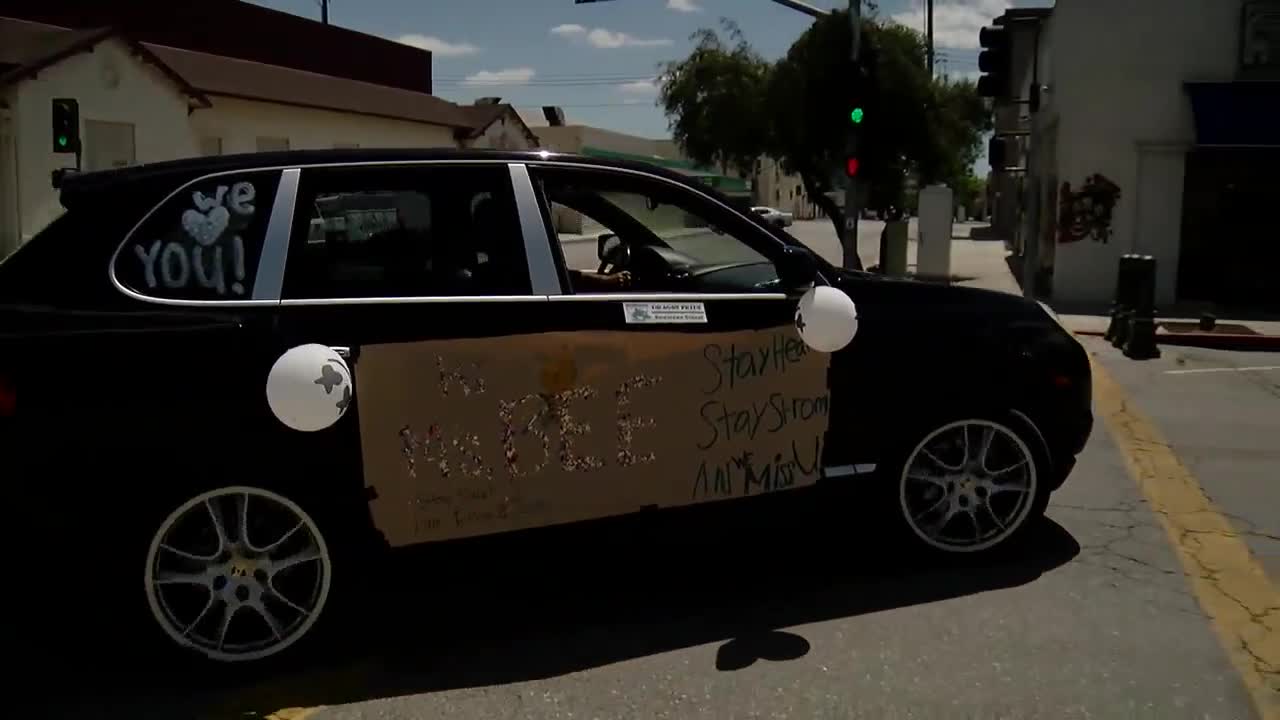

667,0,703,12
890,0,1012,50
618,78,659,94
550,24,672,48
461,67,537,86
394,34,480,57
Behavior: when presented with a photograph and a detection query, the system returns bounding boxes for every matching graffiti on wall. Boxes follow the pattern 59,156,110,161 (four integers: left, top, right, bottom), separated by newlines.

1057,174,1121,244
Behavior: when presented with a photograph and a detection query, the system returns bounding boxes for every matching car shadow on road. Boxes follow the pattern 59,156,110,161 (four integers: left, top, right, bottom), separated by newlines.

26,494,1080,719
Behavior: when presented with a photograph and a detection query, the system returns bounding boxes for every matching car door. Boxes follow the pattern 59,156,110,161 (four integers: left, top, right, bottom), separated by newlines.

268,160,563,549
521,161,844,514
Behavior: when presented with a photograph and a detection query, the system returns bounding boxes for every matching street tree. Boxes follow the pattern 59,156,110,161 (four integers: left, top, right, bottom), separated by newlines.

657,10,992,266
657,19,772,179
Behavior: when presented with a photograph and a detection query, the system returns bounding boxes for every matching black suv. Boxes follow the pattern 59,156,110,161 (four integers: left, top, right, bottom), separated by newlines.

0,149,1091,665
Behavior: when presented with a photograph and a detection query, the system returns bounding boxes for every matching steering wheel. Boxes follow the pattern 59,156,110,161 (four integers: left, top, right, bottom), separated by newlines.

597,241,632,275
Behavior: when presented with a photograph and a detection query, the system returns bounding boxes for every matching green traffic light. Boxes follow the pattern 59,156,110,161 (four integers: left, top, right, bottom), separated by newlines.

850,108,864,124
57,135,67,148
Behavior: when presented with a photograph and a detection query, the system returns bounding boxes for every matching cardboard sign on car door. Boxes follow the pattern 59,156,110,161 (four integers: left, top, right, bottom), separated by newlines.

355,326,832,546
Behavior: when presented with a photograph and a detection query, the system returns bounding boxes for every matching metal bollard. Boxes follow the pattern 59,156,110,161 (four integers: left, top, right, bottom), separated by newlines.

1109,254,1141,348
1123,255,1161,360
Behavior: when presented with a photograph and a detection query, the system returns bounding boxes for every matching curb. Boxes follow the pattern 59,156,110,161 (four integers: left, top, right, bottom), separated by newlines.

1073,328,1280,352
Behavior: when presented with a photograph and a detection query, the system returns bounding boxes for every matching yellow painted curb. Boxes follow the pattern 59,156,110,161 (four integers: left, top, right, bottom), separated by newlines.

263,708,323,720
1091,355,1280,719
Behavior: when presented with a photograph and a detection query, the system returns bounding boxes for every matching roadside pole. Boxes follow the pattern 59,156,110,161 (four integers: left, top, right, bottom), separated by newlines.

579,0,864,269
843,0,863,270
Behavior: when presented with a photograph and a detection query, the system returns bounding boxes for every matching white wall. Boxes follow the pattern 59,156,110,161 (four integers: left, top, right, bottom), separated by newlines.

1049,0,1240,304
533,125,585,153
189,96,456,154
12,39,196,245
2,40,467,255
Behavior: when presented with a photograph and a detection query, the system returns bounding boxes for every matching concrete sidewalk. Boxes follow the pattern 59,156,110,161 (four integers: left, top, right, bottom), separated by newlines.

940,225,1280,350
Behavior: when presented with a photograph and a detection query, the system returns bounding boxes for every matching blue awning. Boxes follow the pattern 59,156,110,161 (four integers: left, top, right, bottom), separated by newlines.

1185,81,1280,146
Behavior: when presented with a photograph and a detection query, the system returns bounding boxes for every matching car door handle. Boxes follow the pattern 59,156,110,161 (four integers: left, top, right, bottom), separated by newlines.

330,346,351,359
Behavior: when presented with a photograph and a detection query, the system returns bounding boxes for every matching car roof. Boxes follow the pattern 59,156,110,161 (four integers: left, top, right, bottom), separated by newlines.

57,148,719,208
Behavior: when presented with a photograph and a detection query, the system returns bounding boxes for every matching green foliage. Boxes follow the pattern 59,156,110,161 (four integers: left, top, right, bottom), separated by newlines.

953,173,988,214
657,9,992,235
658,20,772,178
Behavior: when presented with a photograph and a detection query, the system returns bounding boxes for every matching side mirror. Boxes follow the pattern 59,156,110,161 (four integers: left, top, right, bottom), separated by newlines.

597,233,620,262
775,246,818,290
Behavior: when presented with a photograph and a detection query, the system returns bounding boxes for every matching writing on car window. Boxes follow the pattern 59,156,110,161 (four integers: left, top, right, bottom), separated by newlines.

115,171,281,300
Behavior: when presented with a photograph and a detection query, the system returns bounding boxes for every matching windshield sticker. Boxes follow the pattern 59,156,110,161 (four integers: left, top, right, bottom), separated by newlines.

354,327,831,546
131,181,256,296
623,301,708,324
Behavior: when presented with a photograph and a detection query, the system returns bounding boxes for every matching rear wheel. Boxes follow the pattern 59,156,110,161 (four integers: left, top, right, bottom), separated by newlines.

895,417,1048,554
142,486,333,663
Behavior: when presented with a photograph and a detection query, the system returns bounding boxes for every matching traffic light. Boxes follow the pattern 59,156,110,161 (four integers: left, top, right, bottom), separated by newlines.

845,61,864,179
52,98,79,154
977,25,1011,99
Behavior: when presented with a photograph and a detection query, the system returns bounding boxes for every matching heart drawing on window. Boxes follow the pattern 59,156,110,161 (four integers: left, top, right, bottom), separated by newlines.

181,206,231,247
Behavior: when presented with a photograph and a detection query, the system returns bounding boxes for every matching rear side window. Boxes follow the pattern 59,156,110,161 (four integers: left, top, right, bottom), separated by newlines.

282,165,530,299
114,170,281,300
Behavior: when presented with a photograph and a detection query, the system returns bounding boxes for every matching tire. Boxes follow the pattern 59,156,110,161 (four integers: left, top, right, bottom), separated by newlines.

883,412,1052,556
137,484,346,669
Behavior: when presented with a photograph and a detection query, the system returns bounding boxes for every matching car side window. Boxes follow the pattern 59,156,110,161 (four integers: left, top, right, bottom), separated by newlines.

282,165,530,299
546,200,620,273
115,170,281,300
533,167,779,295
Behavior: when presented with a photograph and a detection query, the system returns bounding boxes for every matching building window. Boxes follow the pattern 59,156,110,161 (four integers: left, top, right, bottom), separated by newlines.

199,136,223,156
256,136,290,152
84,120,136,171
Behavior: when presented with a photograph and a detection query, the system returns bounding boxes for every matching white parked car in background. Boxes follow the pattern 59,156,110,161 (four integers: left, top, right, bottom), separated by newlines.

751,206,794,227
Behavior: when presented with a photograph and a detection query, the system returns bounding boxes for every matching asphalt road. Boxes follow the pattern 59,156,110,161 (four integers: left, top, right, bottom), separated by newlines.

21,336,1279,719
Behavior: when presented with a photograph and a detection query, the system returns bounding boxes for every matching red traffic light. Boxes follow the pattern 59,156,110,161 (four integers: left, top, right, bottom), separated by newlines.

845,157,860,177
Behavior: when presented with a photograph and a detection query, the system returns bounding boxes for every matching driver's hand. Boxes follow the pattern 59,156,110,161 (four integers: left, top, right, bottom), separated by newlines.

611,271,633,289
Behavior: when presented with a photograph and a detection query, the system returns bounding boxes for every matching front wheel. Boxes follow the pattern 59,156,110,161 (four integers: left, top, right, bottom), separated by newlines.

894,417,1049,554
143,486,334,664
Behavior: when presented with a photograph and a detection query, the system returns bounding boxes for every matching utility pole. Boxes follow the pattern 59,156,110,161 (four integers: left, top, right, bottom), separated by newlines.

576,0,865,269
319,0,329,24
926,0,934,76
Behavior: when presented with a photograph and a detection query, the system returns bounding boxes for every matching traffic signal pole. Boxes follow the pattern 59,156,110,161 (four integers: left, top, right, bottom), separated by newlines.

843,0,864,271
579,0,865,270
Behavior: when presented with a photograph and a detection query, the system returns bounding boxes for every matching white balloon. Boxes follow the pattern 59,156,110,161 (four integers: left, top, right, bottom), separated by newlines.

266,344,353,432
795,286,859,353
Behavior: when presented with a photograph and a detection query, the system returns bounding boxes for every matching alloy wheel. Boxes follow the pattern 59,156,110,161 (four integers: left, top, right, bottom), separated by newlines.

144,486,332,662
899,419,1038,553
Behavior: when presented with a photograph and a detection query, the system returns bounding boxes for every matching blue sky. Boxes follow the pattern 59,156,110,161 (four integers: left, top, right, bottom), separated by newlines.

249,0,1050,173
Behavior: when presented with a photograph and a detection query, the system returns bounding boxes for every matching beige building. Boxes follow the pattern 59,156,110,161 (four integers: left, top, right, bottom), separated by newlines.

999,0,1280,309
0,16,535,257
